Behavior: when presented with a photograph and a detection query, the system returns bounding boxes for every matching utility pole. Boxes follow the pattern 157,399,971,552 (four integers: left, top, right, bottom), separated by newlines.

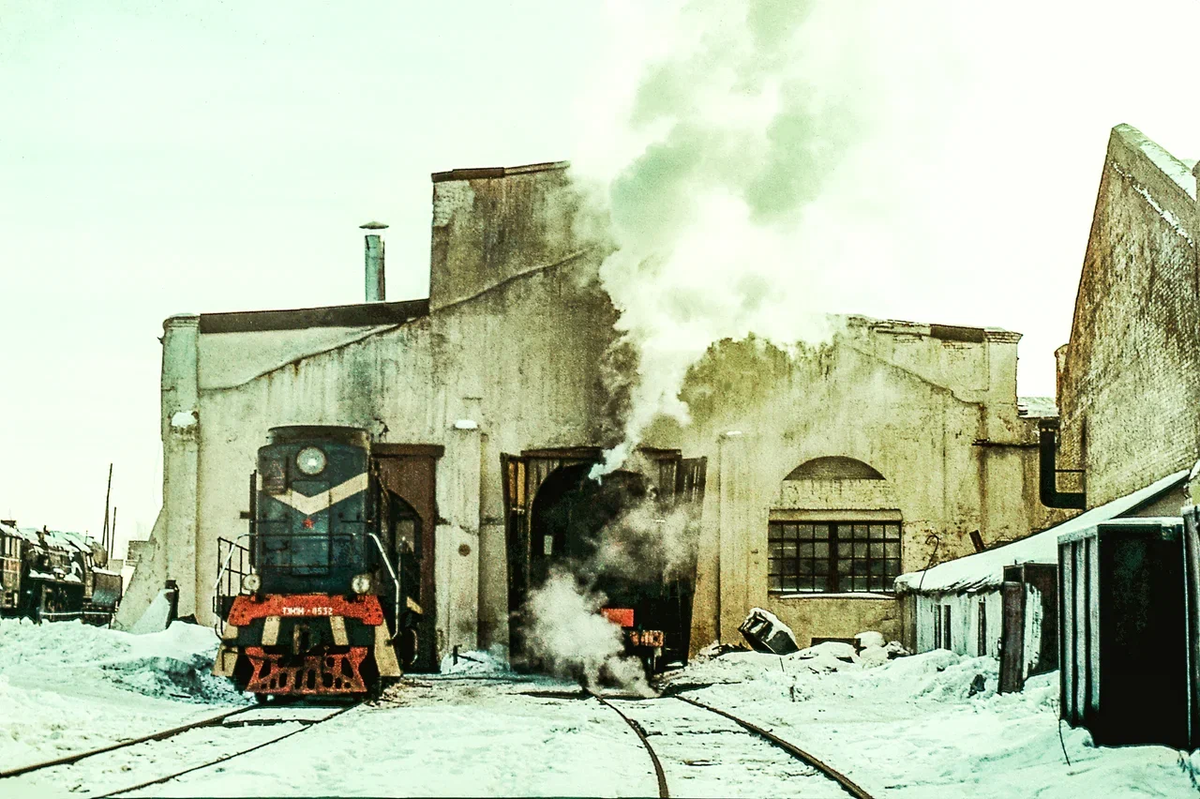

102,464,113,553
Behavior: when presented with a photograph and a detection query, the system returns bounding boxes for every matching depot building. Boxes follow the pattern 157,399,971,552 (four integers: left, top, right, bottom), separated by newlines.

117,160,1066,666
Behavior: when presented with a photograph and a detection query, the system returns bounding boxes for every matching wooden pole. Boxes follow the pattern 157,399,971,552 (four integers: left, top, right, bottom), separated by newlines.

111,507,117,555
102,464,112,553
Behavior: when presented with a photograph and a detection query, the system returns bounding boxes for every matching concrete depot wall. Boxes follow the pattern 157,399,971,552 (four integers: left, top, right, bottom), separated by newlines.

645,331,1061,650
1059,125,1200,509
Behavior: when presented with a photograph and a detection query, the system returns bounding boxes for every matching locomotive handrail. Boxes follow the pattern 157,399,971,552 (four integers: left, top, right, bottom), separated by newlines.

367,533,401,640
212,534,250,637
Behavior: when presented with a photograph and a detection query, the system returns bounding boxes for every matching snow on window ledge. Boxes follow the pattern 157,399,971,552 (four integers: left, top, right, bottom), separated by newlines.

772,591,894,600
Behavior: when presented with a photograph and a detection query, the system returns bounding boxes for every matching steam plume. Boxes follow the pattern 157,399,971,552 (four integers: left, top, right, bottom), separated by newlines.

576,0,938,476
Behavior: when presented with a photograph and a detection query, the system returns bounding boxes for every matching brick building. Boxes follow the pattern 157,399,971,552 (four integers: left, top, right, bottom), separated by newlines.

1055,124,1199,509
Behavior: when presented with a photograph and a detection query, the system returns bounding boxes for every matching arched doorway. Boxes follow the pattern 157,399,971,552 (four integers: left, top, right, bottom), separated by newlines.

529,465,648,588
506,459,699,669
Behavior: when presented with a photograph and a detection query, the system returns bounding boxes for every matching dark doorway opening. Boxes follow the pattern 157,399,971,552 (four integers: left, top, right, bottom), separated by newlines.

373,450,438,672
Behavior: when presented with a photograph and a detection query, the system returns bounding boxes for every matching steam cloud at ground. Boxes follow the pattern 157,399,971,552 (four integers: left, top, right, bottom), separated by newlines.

576,0,958,477
522,571,652,696
521,489,699,693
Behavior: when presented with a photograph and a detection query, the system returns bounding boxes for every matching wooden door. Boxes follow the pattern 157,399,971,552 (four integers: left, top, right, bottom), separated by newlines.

374,449,439,671
999,580,1025,694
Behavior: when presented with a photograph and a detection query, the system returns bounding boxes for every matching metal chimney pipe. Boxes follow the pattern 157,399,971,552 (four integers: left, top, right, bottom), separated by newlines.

360,221,388,302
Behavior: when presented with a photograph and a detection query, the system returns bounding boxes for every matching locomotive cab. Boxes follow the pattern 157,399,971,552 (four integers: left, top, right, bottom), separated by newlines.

213,426,423,698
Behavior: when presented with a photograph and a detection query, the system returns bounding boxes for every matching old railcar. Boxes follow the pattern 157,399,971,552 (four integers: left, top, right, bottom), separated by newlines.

213,426,422,699
0,523,120,623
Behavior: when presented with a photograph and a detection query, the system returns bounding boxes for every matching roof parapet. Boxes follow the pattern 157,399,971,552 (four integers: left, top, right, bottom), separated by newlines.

431,161,570,184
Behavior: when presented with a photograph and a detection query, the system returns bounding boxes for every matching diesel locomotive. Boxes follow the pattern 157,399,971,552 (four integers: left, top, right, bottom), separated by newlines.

213,426,422,699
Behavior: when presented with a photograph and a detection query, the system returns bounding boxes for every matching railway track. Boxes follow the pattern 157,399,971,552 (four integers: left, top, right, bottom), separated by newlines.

0,701,360,798
593,692,874,799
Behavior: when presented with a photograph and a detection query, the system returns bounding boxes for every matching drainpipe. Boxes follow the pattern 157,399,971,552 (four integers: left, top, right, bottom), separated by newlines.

1038,422,1086,509
361,221,388,302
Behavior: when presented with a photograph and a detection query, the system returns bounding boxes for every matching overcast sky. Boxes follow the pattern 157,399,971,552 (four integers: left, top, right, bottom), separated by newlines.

2,1,1197,551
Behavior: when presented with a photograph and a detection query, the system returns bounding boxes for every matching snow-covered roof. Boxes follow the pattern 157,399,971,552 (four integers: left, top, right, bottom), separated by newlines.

895,469,1188,595
1017,397,1057,418
12,527,95,555
3,523,41,545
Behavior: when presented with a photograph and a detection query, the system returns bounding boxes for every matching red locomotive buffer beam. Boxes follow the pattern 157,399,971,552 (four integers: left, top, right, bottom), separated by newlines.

244,646,368,695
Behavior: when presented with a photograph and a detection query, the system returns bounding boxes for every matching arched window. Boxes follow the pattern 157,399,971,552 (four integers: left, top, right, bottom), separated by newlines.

770,456,900,596
785,456,884,481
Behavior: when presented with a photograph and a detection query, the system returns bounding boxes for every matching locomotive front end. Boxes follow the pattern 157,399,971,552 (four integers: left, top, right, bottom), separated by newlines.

214,426,415,698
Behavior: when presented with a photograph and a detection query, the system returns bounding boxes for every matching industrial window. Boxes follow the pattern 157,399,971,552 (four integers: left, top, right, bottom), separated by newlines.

768,522,902,594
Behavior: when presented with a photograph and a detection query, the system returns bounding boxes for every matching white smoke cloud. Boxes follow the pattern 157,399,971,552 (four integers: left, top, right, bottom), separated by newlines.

575,0,965,476
522,570,653,696
590,497,699,585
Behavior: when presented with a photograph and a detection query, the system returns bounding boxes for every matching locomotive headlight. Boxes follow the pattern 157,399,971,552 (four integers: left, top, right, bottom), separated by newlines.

296,446,327,476
243,573,262,593
351,573,372,595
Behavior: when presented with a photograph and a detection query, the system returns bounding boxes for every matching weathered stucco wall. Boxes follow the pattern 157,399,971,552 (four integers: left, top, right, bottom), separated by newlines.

119,165,618,655
646,327,1058,649
1059,125,1200,509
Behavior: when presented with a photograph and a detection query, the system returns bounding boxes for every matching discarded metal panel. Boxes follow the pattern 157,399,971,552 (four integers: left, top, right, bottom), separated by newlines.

998,581,1024,693
1058,518,1189,747
739,608,799,655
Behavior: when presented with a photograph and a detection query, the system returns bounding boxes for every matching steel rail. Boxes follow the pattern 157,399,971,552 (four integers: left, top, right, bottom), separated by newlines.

0,705,255,779
674,695,875,799
95,702,360,798
591,694,669,799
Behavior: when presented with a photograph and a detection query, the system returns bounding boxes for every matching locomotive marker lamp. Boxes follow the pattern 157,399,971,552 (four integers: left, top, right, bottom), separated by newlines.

243,572,262,594
351,573,373,595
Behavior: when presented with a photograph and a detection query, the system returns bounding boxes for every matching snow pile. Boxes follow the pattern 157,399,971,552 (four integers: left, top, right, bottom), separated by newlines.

0,619,240,705
0,620,245,771
439,647,512,677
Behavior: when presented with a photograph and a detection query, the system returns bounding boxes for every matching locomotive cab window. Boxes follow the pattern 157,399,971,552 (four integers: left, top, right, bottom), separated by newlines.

768,521,901,594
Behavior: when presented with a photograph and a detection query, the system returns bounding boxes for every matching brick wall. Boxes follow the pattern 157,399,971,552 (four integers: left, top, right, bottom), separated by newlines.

1059,125,1200,508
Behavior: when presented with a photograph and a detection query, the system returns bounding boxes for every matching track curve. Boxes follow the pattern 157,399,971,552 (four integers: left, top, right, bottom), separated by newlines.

592,695,670,798
593,690,874,799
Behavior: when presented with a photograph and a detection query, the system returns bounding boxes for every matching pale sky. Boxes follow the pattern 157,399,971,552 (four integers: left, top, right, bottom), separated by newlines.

2,1,1197,551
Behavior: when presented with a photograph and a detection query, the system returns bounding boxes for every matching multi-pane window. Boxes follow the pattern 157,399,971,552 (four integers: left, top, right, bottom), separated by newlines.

768,522,901,594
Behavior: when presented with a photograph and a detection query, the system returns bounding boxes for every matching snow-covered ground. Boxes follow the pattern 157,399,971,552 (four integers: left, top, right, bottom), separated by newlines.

2,620,1198,797
668,644,1200,798
0,618,245,773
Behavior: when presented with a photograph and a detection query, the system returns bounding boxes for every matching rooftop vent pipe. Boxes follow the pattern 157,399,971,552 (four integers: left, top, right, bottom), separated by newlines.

1039,422,1086,509
361,221,388,302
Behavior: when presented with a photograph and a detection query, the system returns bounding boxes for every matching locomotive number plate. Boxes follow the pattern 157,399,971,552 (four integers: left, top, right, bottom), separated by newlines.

281,606,333,616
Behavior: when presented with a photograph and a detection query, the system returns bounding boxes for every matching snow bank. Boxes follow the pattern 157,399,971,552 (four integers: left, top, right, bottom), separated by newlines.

0,619,246,771
896,469,1186,595
439,648,512,676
